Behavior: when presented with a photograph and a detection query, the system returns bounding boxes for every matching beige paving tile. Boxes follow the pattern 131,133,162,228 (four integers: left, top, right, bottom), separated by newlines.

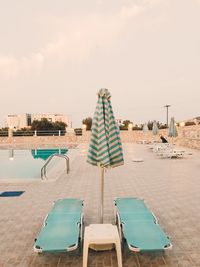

0,143,200,266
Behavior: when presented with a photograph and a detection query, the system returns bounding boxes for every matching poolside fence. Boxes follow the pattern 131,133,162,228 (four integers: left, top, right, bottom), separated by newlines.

0,125,200,150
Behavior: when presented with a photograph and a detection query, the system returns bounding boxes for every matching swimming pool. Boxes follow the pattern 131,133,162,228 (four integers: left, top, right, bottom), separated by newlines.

0,148,68,180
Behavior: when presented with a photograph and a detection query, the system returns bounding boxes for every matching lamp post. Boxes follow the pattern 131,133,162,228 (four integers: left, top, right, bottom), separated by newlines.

164,104,171,127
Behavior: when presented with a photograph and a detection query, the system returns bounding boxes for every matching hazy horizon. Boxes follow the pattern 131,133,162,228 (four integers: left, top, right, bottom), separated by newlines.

0,0,200,128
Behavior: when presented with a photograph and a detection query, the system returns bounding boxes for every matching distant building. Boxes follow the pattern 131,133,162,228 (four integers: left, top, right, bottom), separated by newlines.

5,114,32,129
5,113,72,129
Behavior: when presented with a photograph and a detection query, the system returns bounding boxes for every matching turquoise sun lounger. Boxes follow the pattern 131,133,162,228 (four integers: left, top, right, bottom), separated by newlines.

114,197,172,252
34,198,84,253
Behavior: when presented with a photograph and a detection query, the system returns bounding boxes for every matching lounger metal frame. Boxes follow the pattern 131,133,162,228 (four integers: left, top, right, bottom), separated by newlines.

114,199,158,241
34,198,84,253
114,198,172,253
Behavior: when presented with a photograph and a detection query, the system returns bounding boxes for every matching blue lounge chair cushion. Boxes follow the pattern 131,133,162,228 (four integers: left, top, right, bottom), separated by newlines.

115,198,156,221
123,220,171,252
115,198,149,213
119,211,156,222
115,197,172,252
34,198,83,253
35,221,80,253
51,198,83,214
46,212,81,224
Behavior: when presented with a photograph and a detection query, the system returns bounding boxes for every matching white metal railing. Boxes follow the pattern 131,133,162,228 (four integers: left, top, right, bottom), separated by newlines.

0,130,67,137
41,154,70,179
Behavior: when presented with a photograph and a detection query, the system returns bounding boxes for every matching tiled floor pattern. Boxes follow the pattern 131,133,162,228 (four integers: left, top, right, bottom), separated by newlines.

0,143,200,267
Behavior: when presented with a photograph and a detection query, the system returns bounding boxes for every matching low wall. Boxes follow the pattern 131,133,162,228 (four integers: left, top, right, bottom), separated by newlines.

0,125,200,150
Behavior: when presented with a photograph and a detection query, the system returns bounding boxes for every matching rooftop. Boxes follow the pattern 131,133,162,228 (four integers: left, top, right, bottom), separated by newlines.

0,143,200,266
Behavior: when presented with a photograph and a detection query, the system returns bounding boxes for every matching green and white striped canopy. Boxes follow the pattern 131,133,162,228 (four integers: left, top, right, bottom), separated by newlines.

87,89,124,168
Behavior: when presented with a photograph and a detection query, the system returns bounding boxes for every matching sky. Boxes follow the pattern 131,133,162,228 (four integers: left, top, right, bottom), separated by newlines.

0,0,200,128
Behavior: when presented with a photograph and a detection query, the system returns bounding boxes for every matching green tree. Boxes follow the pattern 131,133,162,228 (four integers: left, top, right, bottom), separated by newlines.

14,127,33,136
132,124,142,130
31,119,54,130
147,121,153,130
31,119,67,136
53,121,67,130
82,117,92,130
158,123,167,129
0,127,8,136
119,120,131,130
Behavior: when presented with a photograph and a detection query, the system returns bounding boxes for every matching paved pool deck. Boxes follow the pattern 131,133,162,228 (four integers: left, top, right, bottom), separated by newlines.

0,143,200,267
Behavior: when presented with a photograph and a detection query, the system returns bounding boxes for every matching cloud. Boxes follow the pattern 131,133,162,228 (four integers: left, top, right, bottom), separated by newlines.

39,15,124,62
96,0,103,5
120,0,166,19
0,0,166,80
120,4,145,18
144,0,166,5
0,14,124,79
0,52,44,79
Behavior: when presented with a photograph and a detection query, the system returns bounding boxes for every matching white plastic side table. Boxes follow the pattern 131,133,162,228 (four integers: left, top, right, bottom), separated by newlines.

83,224,122,267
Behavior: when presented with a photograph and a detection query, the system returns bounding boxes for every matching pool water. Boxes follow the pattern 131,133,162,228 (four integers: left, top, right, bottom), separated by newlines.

0,148,68,179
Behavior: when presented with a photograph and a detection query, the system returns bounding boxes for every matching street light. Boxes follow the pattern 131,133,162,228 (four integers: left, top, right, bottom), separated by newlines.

164,104,171,127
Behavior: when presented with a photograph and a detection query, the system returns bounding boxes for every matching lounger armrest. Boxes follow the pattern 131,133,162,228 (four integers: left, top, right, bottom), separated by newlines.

151,211,158,224
113,199,118,224
128,244,140,252
66,243,78,252
79,213,84,241
43,214,48,226
164,242,173,250
34,245,43,253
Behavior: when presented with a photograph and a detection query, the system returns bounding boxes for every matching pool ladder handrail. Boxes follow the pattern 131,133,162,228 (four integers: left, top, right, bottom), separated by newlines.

41,153,70,179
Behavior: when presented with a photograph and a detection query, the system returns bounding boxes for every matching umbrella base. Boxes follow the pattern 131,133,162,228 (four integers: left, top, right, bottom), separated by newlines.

132,158,143,162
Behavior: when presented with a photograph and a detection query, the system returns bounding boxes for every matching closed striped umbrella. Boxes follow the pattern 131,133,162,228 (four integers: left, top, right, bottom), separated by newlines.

142,123,149,133
168,117,178,145
152,120,159,142
152,120,159,135
87,88,124,223
168,117,178,138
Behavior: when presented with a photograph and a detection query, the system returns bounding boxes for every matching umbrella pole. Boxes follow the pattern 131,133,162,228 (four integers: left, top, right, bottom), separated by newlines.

171,136,174,147
100,167,104,223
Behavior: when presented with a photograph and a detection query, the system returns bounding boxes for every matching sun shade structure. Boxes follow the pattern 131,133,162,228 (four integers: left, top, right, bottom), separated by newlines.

152,120,159,135
168,117,178,146
142,123,149,133
152,120,159,142
87,88,124,223
115,198,172,252
34,198,84,253
168,117,178,138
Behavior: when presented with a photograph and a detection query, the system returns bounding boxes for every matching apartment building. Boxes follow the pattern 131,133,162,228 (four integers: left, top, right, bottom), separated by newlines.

5,113,71,129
